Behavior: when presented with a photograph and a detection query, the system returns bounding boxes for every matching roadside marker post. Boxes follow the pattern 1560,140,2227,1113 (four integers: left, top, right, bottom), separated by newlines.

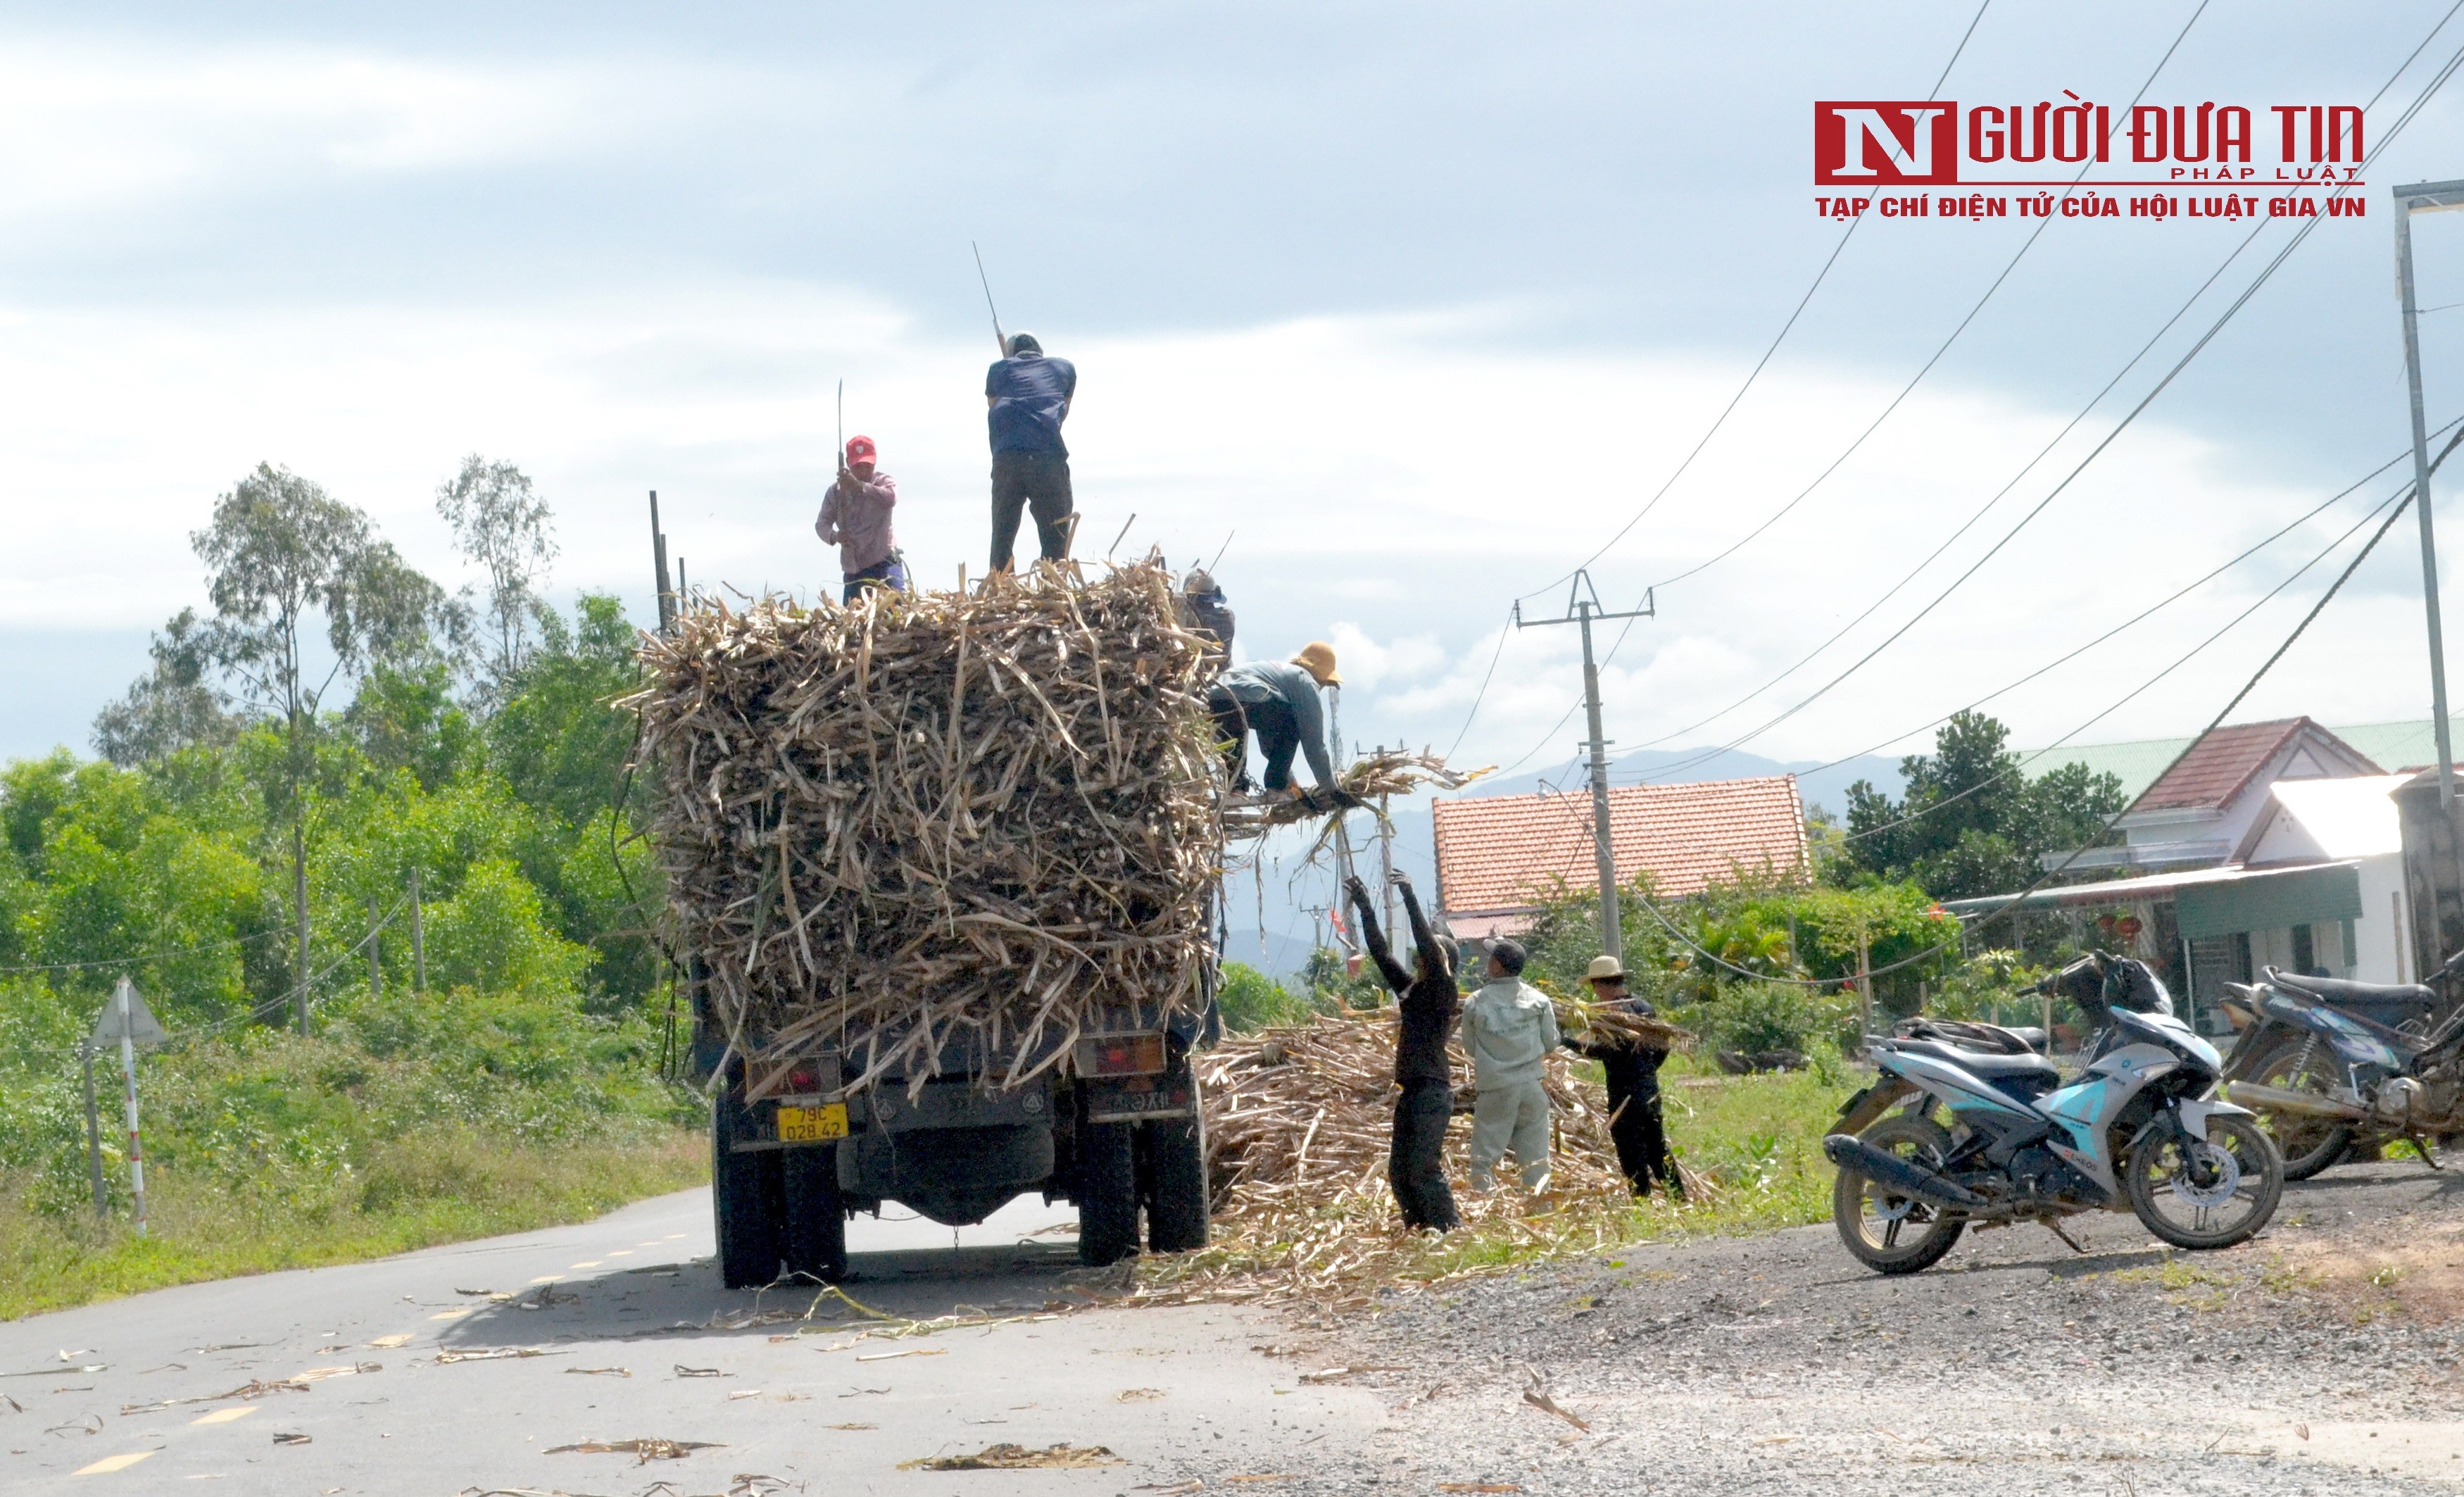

80,1040,104,1216
90,977,166,1236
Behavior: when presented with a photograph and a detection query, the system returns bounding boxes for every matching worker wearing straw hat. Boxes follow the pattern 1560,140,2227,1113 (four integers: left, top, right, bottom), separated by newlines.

1566,955,1683,1198
1208,643,1343,802
1461,937,1560,1191
1343,870,1462,1232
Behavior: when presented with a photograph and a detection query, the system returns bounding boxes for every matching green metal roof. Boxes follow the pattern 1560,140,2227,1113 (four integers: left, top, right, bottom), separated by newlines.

2018,718,2453,801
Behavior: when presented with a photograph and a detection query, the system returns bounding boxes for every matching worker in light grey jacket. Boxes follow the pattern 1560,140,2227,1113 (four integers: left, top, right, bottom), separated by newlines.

1459,937,1561,1190
1208,643,1341,797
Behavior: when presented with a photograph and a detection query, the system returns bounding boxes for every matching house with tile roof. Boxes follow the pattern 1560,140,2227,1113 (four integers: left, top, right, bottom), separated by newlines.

1431,775,1809,939
1947,719,2411,1034
2057,717,2381,874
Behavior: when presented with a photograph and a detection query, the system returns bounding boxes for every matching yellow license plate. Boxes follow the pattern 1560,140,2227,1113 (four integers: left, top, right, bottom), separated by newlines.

776,1103,848,1143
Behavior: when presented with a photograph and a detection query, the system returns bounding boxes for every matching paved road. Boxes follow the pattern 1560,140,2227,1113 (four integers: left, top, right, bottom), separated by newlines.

1,1192,1381,1495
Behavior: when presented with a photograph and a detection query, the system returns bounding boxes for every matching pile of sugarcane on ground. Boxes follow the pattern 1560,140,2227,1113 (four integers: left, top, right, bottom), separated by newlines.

1127,1007,1712,1312
627,563,1223,1098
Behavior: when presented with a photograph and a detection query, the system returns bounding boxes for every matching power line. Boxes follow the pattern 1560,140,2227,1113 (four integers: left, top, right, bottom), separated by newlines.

1644,0,2209,597
1620,413,2463,796
1445,1,1997,751
1630,31,2464,789
1495,2,2464,788
1834,449,2443,848
0,925,285,977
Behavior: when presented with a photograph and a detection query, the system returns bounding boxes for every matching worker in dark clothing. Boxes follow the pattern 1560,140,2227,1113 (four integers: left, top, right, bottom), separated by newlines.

1567,955,1683,1198
1179,568,1235,658
984,332,1078,571
1345,871,1461,1232
1209,644,1341,798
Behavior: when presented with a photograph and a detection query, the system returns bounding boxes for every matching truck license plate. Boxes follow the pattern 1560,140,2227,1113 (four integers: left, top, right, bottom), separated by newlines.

776,1103,849,1143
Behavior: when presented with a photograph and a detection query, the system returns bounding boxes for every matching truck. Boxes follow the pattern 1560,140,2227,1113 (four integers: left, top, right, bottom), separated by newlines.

691,965,1219,1285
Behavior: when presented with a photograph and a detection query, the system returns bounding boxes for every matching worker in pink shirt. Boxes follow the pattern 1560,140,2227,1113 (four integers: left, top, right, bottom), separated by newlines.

815,434,905,603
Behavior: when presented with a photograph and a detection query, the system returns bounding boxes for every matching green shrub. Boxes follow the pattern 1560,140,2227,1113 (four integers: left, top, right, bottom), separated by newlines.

1217,960,1319,1032
1686,980,1854,1058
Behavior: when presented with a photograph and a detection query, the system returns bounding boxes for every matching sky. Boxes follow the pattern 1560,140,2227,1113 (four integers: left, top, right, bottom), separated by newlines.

10,0,2464,834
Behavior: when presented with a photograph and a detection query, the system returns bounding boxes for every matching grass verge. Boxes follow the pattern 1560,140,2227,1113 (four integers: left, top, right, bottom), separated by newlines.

0,1129,705,1321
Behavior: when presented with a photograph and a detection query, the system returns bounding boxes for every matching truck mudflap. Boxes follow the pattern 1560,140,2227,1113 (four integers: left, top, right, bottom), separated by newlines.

1086,1073,1197,1123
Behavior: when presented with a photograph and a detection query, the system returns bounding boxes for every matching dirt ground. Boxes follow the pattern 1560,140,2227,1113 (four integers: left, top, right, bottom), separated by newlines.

1156,1159,2464,1495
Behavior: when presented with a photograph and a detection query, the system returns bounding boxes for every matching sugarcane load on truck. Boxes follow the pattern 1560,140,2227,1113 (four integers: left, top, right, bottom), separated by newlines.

627,562,1226,1284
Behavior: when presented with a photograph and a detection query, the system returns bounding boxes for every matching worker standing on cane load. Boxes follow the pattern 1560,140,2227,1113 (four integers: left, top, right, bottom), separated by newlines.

985,332,1078,571
1461,937,1559,1191
1208,644,1344,801
1179,568,1235,658
815,435,905,603
1568,956,1683,1198
1343,871,1461,1232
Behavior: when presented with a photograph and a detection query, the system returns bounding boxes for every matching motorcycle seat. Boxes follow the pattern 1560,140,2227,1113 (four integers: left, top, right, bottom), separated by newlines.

2268,968,2437,1012
1885,1038,2062,1084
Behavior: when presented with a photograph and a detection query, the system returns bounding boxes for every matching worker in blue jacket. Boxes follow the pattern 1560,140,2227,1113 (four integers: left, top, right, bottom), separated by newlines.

1209,643,1341,799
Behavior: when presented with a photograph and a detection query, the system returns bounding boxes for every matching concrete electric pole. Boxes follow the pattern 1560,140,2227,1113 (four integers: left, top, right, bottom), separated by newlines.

2398,177,2464,806
1514,570,1654,962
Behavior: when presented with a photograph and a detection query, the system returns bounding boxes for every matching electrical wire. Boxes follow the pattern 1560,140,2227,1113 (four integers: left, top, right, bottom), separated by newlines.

1629,56,2464,790
1445,0,1997,753
1490,3,2464,788
0,925,284,976
1541,430,2464,987
1616,415,2464,804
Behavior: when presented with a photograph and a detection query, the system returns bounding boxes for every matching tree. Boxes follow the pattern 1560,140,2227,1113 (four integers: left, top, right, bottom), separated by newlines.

92,608,239,766
188,463,451,1032
436,456,556,699
1838,710,2126,901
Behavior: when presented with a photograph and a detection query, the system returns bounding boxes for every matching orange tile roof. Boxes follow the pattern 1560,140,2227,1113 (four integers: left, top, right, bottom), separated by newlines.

2131,718,2378,814
1432,775,1809,915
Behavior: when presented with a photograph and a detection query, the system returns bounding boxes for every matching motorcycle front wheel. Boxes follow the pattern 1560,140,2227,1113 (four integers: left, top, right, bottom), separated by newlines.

2124,1113,2284,1251
1832,1115,1966,1274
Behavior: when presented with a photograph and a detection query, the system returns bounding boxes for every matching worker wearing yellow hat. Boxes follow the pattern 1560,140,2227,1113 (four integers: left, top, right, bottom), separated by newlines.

1209,643,1343,801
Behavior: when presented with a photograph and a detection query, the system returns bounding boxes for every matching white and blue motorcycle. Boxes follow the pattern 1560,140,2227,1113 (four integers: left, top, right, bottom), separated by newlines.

1824,953,2284,1275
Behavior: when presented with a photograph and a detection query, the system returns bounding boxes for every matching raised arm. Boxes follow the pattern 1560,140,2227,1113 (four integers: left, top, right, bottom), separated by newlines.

1394,877,1449,984
1286,674,1338,789
1344,876,1410,995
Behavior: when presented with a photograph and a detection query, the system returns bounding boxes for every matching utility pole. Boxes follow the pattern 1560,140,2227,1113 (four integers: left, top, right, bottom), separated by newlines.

293,822,310,1036
367,896,383,998
1514,570,1654,962
2398,177,2464,806
410,865,426,994
649,491,675,636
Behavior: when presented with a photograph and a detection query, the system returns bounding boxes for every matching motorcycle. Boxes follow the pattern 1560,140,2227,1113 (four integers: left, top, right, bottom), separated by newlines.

2218,951,2464,1179
1825,952,2284,1275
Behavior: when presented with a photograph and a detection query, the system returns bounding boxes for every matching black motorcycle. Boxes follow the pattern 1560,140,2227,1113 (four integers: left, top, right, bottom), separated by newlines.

2218,950,2464,1179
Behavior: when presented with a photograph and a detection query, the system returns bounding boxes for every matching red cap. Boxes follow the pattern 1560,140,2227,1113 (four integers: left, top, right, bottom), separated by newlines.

844,434,877,465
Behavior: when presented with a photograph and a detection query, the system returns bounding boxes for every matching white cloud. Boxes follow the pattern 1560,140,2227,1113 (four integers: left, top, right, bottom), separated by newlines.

0,35,672,219
0,282,2429,783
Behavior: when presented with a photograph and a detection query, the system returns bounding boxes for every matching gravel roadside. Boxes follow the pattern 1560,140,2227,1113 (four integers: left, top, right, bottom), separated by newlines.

1159,1160,2464,1494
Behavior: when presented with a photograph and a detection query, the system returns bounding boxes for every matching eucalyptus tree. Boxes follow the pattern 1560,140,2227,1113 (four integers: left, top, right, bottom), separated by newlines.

187,462,451,1031
436,455,556,701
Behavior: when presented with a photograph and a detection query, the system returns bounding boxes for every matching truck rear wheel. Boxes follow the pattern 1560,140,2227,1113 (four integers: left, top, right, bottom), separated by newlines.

1141,1107,1209,1253
712,1095,783,1289
781,1144,848,1283
1077,1121,1141,1267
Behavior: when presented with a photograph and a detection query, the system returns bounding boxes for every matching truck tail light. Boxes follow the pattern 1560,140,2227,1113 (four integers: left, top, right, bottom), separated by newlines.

1076,1034,1166,1077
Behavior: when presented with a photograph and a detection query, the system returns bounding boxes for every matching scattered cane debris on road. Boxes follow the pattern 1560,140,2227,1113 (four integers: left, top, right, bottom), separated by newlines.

545,1436,722,1462
899,1441,1124,1470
